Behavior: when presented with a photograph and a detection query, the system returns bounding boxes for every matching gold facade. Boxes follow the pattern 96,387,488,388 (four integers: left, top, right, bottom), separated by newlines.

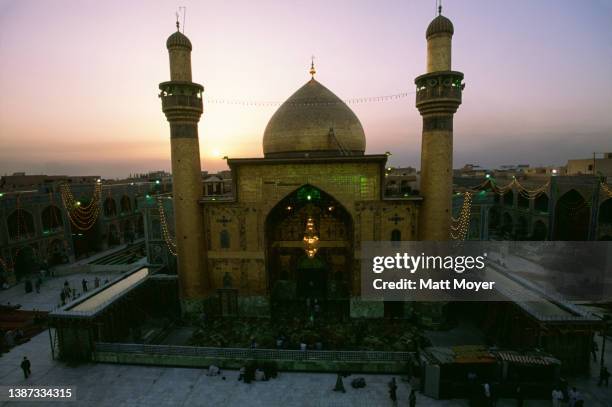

201,158,419,315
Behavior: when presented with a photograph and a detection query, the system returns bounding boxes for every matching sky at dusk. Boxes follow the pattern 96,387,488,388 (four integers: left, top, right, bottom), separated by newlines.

1,0,611,178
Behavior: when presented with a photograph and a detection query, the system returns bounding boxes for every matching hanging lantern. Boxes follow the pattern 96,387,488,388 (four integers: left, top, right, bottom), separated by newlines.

303,217,319,258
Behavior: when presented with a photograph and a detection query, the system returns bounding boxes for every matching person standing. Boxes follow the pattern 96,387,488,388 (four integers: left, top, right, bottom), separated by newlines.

24,279,32,293
592,340,599,362
409,389,416,407
81,279,88,293
333,373,346,393
388,377,398,406
20,356,31,379
515,386,523,407
599,366,610,387
552,388,563,407
568,387,578,407
483,382,492,407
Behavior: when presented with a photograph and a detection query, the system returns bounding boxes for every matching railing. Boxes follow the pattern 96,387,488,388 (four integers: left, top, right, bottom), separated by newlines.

94,342,413,363
416,85,462,104
161,94,203,110
415,71,463,106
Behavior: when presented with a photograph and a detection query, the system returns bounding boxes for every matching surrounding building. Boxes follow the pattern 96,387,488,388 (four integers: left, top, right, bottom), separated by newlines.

452,174,612,242
384,167,418,197
566,152,612,177
202,170,233,197
0,176,160,283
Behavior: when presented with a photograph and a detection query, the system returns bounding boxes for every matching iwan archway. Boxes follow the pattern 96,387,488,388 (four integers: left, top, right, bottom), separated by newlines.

265,185,353,317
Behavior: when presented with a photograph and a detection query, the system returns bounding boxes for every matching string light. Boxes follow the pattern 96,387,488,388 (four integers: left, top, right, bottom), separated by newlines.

462,178,550,199
601,182,612,198
205,91,414,108
59,182,102,230
450,192,472,240
157,197,177,256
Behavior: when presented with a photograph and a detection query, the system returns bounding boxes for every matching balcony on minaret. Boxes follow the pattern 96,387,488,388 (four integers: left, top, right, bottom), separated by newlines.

159,81,204,112
415,71,464,115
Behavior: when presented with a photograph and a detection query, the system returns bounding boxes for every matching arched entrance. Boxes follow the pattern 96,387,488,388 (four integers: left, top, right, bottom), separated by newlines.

41,205,63,232
515,216,528,240
120,195,132,214
136,215,144,238
13,246,37,281
7,209,35,240
517,193,529,209
121,219,134,244
531,220,548,240
296,255,328,299
598,198,612,240
266,185,352,317
501,212,513,239
554,189,590,240
104,197,117,217
47,239,66,266
534,194,549,213
503,190,514,207
488,206,501,239
108,223,120,246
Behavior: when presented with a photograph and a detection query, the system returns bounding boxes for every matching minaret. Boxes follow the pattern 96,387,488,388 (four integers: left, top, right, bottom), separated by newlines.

159,22,209,309
415,6,464,240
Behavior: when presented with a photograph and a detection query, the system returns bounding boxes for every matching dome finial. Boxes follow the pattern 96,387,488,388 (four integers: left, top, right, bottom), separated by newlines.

309,55,316,79
175,12,180,31
437,0,442,15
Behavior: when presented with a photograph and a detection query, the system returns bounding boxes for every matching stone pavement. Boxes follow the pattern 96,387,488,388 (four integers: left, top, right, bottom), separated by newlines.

0,332,507,407
1,272,610,406
2,329,610,407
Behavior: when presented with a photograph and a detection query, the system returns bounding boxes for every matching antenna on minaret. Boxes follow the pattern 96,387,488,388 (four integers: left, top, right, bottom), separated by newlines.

309,55,316,79
179,6,186,33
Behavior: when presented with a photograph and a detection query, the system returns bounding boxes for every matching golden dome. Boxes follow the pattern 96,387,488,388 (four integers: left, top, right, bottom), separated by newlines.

166,30,192,50
262,79,366,158
426,15,454,39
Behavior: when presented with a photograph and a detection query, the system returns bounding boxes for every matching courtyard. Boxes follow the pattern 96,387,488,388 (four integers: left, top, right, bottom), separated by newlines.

1,271,611,406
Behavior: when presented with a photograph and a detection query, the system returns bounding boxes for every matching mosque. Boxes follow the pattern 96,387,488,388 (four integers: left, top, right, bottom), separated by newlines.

42,9,602,375
158,10,463,319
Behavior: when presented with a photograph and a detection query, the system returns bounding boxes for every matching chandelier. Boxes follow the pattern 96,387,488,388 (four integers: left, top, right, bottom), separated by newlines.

303,217,319,258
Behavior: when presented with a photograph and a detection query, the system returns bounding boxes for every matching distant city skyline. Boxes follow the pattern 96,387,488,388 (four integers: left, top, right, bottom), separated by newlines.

1,0,611,178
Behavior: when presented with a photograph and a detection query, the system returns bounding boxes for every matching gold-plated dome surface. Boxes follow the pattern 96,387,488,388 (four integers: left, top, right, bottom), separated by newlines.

426,15,454,38
166,30,192,50
262,79,366,158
